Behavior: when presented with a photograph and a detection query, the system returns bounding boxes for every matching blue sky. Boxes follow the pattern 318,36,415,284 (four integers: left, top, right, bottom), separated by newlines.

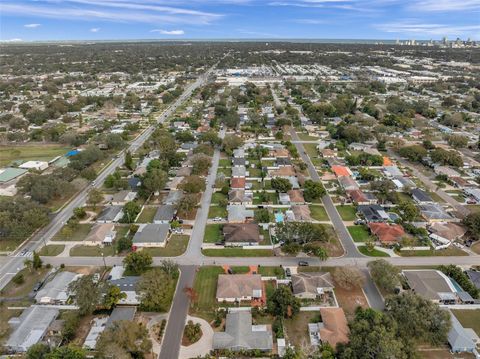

1,0,479,41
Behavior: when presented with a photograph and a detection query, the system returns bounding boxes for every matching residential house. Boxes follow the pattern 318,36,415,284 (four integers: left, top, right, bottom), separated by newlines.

357,205,390,223
232,158,246,167
35,271,79,305
227,205,254,223
97,205,123,223
231,177,246,189
392,176,416,190
153,205,176,224
223,223,260,246
109,276,141,305
368,222,406,246
279,192,290,205
466,270,480,290
447,311,478,354
216,274,263,302
228,189,253,206
232,166,247,178
331,165,352,178
338,176,359,191
411,188,433,204
292,205,312,221
291,272,334,299
428,222,466,247
382,166,403,178
132,223,170,248
6,306,59,352
288,189,305,204
310,308,349,349
163,190,183,206
419,203,453,222
110,190,137,206
465,188,480,203
84,223,116,246
403,270,457,304
276,157,292,167
212,312,273,352
347,189,377,205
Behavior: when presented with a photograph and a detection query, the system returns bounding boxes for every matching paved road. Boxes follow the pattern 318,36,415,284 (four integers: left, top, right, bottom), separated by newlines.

159,265,197,359
387,149,470,217
0,64,217,291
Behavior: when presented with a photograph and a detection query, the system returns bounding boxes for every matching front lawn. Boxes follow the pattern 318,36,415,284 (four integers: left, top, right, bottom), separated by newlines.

309,205,329,221
204,224,223,243
397,247,468,257
69,245,116,257
142,235,189,257
258,266,285,278
358,246,390,257
190,266,225,321
211,192,227,205
208,206,227,219
38,245,65,256
218,159,231,167
52,223,93,241
136,207,157,223
347,225,373,243
202,248,273,257
336,205,357,221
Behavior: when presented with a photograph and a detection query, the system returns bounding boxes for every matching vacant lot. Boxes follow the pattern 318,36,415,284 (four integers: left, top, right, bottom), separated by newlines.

136,207,157,223
335,285,369,319
142,235,189,257
347,225,373,242
0,144,71,167
69,245,115,257
38,244,65,256
204,224,223,243
336,205,357,221
284,312,320,348
309,205,329,221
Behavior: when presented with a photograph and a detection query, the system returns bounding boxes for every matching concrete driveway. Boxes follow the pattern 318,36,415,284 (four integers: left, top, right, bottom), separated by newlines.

179,315,214,359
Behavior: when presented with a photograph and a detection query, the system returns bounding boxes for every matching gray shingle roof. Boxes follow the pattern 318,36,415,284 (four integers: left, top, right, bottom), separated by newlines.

132,223,170,245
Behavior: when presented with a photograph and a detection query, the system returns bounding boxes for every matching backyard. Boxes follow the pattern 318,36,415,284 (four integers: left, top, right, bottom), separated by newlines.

135,207,157,223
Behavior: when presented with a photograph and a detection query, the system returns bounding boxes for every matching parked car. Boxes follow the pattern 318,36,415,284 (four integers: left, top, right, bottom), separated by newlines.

298,261,309,267
285,268,291,277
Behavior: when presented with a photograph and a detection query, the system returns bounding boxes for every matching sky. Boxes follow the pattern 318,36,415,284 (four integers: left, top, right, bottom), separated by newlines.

1,0,479,42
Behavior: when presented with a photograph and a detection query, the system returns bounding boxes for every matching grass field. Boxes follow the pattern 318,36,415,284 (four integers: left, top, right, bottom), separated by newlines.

358,246,390,257
218,159,231,167
204,224,223,243
135,207,157,223
208,206,227,219
336,205,357,221
451,309,480,335
38,244,65,256
142,235,189,257
202,248,273,257
190,266,225,321
347,225,373,242
52,223,93,241
0,144,71,167
398,247,468,257
309,205,329,221
69,245,116,257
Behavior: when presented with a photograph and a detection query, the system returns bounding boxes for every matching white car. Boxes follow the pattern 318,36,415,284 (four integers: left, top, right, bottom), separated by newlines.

213,217,223,222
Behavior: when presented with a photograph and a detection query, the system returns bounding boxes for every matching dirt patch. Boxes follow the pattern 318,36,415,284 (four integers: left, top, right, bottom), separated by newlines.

334,286,368,319
284,312,320,349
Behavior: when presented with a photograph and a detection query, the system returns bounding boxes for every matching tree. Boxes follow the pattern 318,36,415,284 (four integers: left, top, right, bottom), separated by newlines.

46,345,86,359
116,236,133,252
398,145,427,162
142,168,168,196
462,212,480,241
333,266,366,290
24,258,33,272
398,201,419,222
62,310,81,342
184,287,199,306
177,193,198,214
68,275,102,316
32,251,42,270
123,251,152,275
138,268,177,312
87,188,103,209
191,153,212,175
104,285,127,309
159,259,179,278
385,292,451,346
121,201,141,223
303,180,326,202
447,134,468,149
271,177,292,192
96,321,152,359
124,150,133,170
73,207,87,219
275,222,328,247
180,175,206,193
254,208,270,223
337,308,407,359
26,343,50,359
222,134,244,155
267,286,300,318
368,259,400,294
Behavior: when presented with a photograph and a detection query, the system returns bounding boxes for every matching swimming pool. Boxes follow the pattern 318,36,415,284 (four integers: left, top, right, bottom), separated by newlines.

275,212,284,223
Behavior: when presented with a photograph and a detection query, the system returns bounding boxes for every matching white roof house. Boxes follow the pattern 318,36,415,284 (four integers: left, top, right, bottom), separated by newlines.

19,161,49,171
35,271,79,304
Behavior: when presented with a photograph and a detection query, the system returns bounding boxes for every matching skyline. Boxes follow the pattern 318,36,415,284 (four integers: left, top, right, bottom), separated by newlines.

1,0,480,42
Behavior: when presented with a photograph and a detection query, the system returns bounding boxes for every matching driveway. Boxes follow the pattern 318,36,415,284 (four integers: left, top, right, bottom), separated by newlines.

179,315,214,359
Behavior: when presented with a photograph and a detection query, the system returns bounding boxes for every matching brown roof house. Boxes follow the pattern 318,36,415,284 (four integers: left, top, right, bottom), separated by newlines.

223,223,260,246
84,224,116,246
288,189,305,205
216,274,263,302
368,223,406,246
292,205,312,221
291,272,334,299
318,308,349,348
231,177,246,189
428,222,466,246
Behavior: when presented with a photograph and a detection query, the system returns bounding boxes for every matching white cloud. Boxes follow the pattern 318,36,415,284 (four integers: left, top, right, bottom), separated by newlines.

24,23,41,28
150,29,185,35
292,18,328,24
90,27,100,32
376,21,480,37
0,38,23,42
412,0,480,12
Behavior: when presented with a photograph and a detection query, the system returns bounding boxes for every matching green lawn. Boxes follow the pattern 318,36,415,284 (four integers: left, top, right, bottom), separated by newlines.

218,168,232,177
309,205,329,221
202,248,273,257
0,144,71,167
347,225,373,242
0,267,49,299
211,192,227,205
336,205,357,221
397,247,468,257
248,168,262,177
303,143,319,159
208,206,227,219
142,235,189,257
52,223,93,241
298,133,319,141
219,159,231,167
451,310,480,335
38,245,65,256
258,266,285,278
69,245,116,257
135,207,157,223
358,246,390,257
204,224,223,243
190,266,225,321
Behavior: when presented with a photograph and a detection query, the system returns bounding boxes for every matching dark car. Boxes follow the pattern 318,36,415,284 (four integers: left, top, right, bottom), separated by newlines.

298,261,309,267
285,268,291,277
